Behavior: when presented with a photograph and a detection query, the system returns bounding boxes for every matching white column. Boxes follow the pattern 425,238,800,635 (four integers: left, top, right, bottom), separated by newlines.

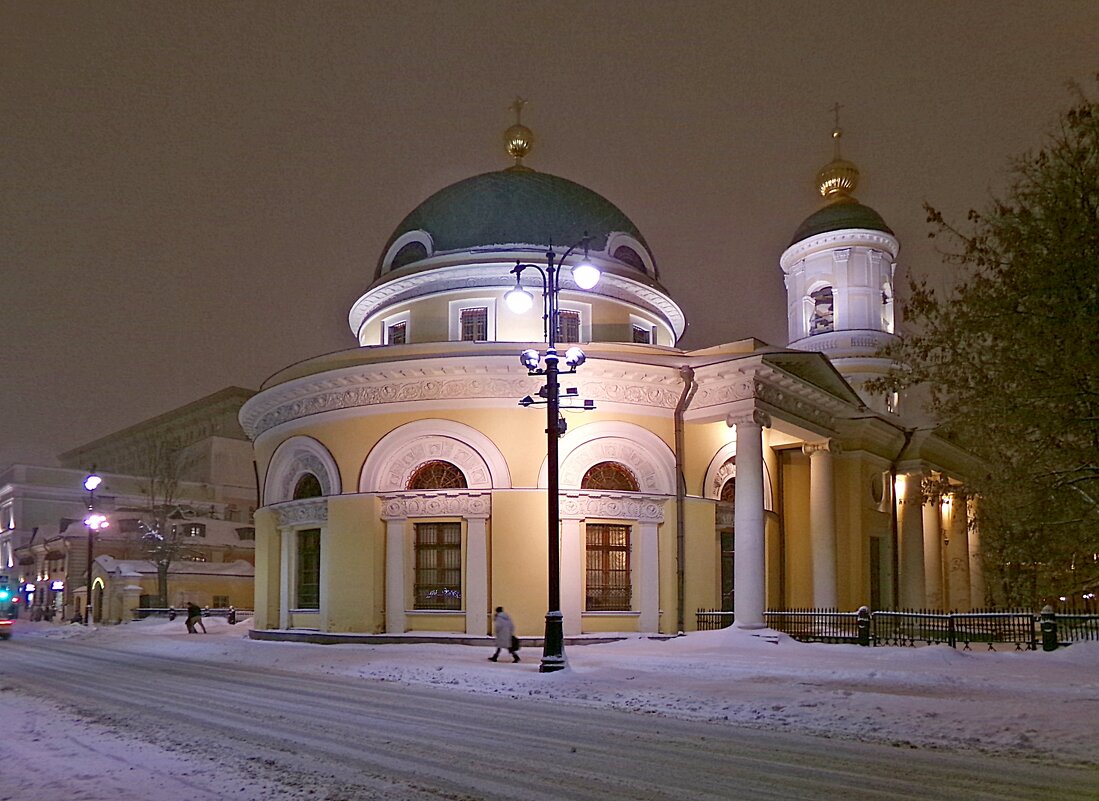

897,472,926,609
944,492,971,611
465,516,489,635
729,410,770,629
803,441,838,608
279,527,292,629
560,519,583,636
967,496,985,609
385,518,406,634
636,521,659,632
922,499,943,610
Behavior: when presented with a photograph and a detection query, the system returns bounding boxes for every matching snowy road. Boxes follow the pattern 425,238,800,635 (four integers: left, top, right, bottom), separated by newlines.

2,633,1096,801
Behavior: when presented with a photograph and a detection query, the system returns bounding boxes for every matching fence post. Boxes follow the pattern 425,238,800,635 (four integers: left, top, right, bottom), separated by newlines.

856,605,871,647
1040,605,1058,652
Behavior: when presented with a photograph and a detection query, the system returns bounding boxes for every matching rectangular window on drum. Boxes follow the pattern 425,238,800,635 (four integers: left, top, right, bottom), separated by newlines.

414,522,462,610
631,325,650,344
460,308,488,342
585,523,632,611
387,321,407,345
557,310,581,343
296,528,320,609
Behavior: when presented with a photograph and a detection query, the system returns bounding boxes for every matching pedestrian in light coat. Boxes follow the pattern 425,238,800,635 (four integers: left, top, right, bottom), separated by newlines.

489,606,519,662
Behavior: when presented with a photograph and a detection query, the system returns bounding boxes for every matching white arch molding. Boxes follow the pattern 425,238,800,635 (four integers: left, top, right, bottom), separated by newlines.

359,419,512,492
264,436,342,506
702,440,774,511
539,421,676,495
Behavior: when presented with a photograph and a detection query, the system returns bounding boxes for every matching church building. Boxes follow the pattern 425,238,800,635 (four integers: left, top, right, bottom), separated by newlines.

240,117,981,640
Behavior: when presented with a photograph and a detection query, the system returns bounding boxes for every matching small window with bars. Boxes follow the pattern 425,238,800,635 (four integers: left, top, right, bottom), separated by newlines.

631,325,651,344
586,523,631,611
557,310,581,343
414,522,462,610
460,307,488,341
387,321,407,345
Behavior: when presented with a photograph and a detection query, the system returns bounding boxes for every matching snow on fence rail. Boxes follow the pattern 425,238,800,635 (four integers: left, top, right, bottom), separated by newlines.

696,607,1099,651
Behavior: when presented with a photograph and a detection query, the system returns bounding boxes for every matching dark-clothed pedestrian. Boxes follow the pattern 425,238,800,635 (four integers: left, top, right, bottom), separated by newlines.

185,602,206,634
227,606,237,625
489,606,519,662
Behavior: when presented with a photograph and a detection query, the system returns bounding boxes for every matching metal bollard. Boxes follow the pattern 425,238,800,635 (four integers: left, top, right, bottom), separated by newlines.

857,605,871,647
1040,605,1058,652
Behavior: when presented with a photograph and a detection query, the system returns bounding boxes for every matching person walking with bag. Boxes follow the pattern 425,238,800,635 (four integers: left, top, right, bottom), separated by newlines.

489,606,519,662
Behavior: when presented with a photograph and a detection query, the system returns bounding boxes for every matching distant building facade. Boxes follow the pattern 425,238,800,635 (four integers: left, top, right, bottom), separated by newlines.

0,387,259,622
240,123,982,640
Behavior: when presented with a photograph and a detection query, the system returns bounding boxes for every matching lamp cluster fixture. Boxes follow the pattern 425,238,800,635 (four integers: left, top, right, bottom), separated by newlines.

506,238,600,673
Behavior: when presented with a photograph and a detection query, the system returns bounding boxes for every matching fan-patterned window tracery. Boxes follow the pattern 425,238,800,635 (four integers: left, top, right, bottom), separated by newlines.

581,461,639,492
406,460,468,490
293,473,323,500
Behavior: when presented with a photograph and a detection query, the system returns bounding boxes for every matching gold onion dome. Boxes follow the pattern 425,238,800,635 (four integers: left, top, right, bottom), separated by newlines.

816,126,860,200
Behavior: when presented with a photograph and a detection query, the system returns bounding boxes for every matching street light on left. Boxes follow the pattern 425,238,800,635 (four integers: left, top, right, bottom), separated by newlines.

83,470,107,625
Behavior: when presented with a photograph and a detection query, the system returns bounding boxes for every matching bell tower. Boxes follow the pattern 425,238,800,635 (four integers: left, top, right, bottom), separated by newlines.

780,118,901,413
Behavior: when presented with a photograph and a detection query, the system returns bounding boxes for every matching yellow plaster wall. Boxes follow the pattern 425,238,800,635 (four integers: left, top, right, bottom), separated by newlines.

323,496,385,633
582,614,641,633
406,613,465,632
484,489,546,637
680,497,718,629
253,508,280,629
781,450,813,608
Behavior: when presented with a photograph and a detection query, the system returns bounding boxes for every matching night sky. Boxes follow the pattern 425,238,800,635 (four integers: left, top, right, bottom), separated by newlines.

3,2,1096,467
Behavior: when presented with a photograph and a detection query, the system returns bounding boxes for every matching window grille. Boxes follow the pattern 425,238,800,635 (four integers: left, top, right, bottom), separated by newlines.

293,473,323,500
414,522,462,610
557,310,581,343
586,523,631,611
460,307,488,341
387,321,407,345
296,529,320,609
581,462,639,492
631,325,650,344
406,461,467,490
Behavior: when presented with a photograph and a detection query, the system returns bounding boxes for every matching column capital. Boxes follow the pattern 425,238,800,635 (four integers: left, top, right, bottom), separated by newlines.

727,409,771,429
802,439,841,457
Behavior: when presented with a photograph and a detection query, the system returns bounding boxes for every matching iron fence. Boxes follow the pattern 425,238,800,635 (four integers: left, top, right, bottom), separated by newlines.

697,606,1098,651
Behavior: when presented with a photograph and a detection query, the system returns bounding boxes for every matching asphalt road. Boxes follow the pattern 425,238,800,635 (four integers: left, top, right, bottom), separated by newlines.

1,636,1095,801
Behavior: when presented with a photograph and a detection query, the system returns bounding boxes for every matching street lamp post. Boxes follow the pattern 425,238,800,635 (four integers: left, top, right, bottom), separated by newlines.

83,470,107,626
505,240,599,672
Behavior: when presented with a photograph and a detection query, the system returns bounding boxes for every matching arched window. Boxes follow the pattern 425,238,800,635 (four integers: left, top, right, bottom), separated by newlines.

809,286,834,335
390,241,428,270
613,245,645,272
581,462,639,492
719,477,735,503
293,473,323,500
407,460,468,490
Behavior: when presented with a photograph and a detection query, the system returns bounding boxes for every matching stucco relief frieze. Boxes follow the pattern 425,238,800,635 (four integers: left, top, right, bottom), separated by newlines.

693,371,836,432
274,498,328,527
559,493,666,523
378,492,491,520
382,438,491,489
242,365,689,439
715,503,734,529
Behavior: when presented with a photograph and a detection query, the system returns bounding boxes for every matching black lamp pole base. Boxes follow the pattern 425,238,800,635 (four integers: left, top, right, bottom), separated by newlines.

539,610,566,672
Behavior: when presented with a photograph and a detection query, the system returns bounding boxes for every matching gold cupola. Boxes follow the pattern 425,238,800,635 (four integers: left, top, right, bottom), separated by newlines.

504,96,535,171
815,126,860,200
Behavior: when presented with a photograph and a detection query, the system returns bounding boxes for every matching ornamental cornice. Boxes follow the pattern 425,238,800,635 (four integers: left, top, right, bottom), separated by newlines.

378,491,491,520
241,360,685,439
559,492,667,523
780,229,900,270
273,498,328,527
693,369,837,433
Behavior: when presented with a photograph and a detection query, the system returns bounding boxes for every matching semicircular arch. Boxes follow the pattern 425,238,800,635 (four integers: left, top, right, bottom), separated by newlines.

541,421,676,495
264,436,342,506
359,419,511,492
702,440,773,511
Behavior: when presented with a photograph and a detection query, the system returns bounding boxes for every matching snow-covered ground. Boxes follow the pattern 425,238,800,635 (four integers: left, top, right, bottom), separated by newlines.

2,616,1097,799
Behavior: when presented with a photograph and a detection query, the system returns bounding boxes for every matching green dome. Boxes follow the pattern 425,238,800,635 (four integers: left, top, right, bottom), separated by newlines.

377,170,650,277
790,196,893,247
